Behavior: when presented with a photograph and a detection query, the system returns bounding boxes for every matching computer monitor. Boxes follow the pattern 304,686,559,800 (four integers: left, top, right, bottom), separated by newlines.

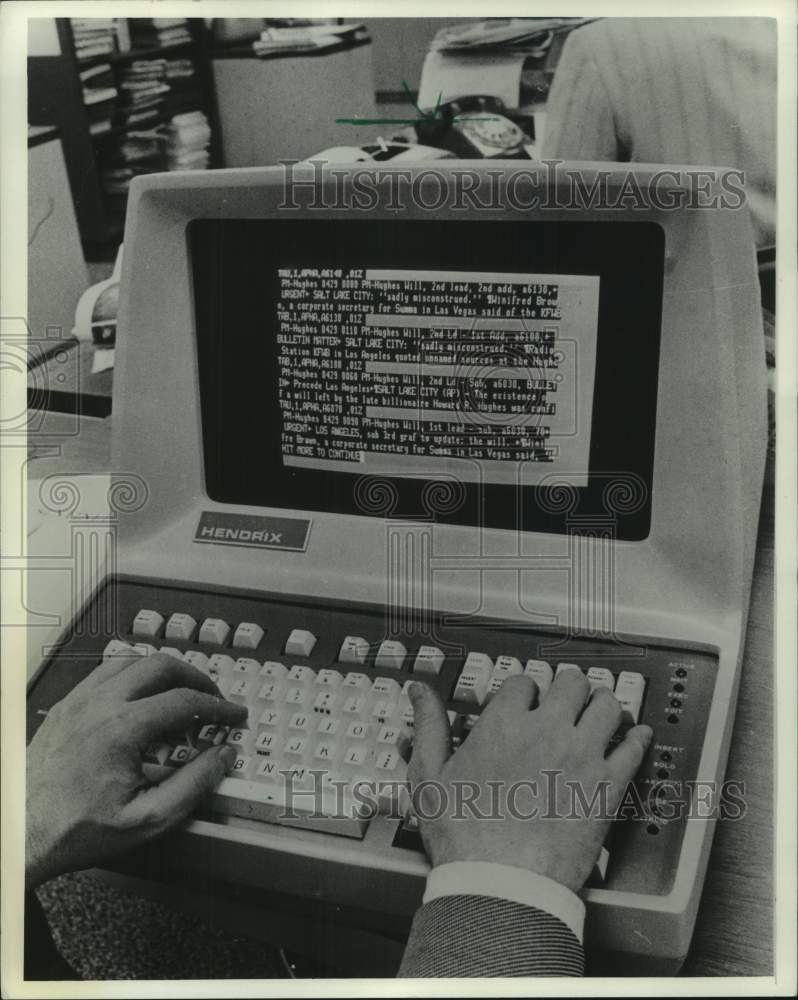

27,161,767,973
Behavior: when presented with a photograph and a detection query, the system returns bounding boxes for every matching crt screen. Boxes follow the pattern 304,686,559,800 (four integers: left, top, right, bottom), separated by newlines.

190,218,663,539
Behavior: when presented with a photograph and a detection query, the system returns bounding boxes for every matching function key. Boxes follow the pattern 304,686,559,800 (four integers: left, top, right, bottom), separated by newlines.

486,656,523,701
183,650,208,671
164,612,196,642
132,609,164,639
413,645,444,676
614,671,646,724
103,639,134,660
524,659,553,699
288,664,315,685
285,629,317,658
233,622,264,649
375,640,407,671
199,618,231,645
452,652,493,706
339,636,370,665
586,666,615,692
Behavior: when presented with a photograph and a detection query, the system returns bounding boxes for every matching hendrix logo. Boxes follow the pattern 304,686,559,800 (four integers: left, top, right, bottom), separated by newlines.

194,511,311,552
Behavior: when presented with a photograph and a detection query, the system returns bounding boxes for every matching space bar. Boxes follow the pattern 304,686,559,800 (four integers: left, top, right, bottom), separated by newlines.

211,776,372,839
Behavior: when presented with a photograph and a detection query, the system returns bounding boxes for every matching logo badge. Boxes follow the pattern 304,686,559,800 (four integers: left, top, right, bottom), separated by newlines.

194,511,311,552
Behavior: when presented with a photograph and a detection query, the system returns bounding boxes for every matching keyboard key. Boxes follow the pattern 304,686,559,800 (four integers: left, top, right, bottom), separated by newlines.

374,749,404,773
199,618,231,645
342,672,371,692
283,736,309,760
260,661,288,681
377,725,411,756
486,656,524,701
233,622,264,649
182,650,208,671
233,657,260,675
371,676,401,700
316,717,341,737
370,699,393,723
258,682,283,703
288,712,311,732
453,652,493,706
556,662,582,677
524,659,553,698
231,755,252,778
255,757,280,781
341,694,367,717
197,724,221,744
342,745,372,769
159,646,184,661
587,666,615,692
285,629,317,658
345,721,373,741
313,740,340,763
312,691,337,715
413,645,444,675
614,671,646,724
165,613,196,642
288,665,314,685
315,668,343,688
284,685,312,708
228,677,256,703
132,609,164,638
132,643,157,657
226,728,251,750
212,774,371,837
103,639,134,660
258,708,282,729
339,636,370,665
255,731,280,756
375,640,407,671
169,744,197,764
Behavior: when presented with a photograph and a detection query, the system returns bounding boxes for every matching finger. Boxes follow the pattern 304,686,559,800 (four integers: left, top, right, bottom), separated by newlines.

72,650,142,693
127,744,236,835
539,668,590,724
407,681,451,780
109,653,218,701
576,687,623,747
480,674,538,721
133,688,248,743
605,725,653,783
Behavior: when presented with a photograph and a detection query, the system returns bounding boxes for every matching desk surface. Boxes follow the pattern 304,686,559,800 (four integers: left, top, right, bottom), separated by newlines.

26,414,774,976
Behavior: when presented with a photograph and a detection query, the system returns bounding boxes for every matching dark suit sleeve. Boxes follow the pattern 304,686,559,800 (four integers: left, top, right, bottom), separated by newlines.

397,894,584,977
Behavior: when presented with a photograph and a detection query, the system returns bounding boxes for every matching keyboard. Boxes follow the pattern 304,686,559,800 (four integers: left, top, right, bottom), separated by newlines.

26,576,718,898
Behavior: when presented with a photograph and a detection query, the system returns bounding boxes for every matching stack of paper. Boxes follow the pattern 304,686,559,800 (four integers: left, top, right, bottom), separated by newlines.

80,63,118,136
253,21,368,58
71,18,117,61
118,59,170,125
430,18,595,52
130,18,192,49
165,111,211,170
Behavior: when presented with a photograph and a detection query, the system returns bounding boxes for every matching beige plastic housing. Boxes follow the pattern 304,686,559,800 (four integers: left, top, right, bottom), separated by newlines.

104,163,766,971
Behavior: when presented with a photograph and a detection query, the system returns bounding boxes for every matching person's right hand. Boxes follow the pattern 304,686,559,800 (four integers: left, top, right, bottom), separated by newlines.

26,652,247,890
407,673,652,893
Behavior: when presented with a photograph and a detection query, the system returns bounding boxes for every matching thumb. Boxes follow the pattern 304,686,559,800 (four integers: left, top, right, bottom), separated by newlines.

408,681,451,782
131,745,235,835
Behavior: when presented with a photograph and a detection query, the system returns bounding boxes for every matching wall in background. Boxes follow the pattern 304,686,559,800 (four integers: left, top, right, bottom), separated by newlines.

366,17,475,98
28,18,60,56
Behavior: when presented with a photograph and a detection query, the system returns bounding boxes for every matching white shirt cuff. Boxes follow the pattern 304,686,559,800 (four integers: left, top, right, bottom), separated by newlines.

423,862,586,943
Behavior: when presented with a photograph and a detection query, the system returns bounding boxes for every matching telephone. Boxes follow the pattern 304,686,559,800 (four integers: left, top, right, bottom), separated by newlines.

414,95,533,159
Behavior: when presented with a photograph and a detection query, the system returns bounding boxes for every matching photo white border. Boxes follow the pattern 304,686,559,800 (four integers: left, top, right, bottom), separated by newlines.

2,1,795,996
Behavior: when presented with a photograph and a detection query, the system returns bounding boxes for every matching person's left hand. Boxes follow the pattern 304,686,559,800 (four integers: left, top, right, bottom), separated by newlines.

26,651,248,889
